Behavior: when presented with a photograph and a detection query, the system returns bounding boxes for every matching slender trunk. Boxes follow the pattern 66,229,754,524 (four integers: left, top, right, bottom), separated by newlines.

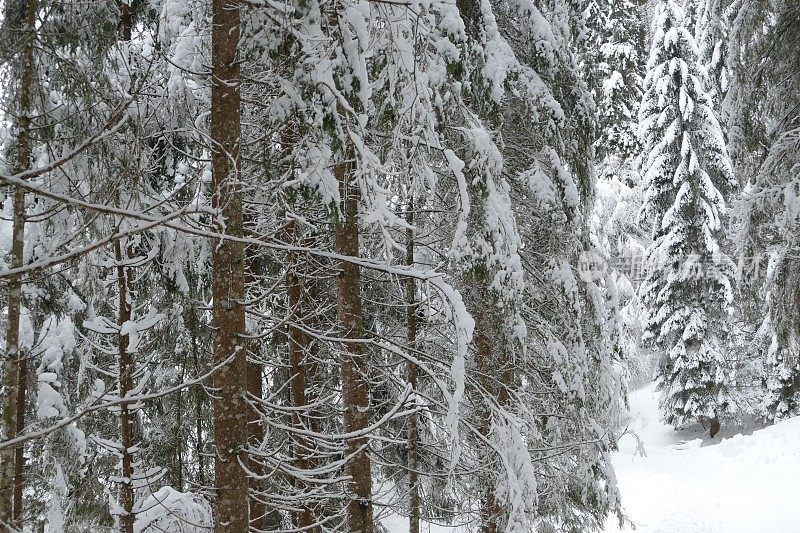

246,359,264,530
334,161,374,533
245,246,265,531
287,220,319,532
115,242,135,533
1,187,26,529
188,290,206,488
476,320,512,533
176,390,184,491
196,394,205,485
0,0,37,525
116,0,132,41
476,329,499,533
112,9,136,531
187,306,206,488
210,0,248,530
405,200,420,533
12,346,26,528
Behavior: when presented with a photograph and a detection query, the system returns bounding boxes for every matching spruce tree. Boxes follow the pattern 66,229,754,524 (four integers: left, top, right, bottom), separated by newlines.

638,0,737,432
583,0,647,162
728,0,800,422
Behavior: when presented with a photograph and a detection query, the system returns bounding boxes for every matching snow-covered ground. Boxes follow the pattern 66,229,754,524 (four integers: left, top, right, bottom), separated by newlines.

384,383,800,533
606,384,800,533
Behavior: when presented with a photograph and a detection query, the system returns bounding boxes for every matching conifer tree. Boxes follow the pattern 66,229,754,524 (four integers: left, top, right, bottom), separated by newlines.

583,0,647,162
728,0,800,422
639,0,737,432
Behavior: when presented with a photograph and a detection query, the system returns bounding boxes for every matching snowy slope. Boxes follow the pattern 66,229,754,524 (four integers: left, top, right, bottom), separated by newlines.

606,384,800,533
384,383,800,533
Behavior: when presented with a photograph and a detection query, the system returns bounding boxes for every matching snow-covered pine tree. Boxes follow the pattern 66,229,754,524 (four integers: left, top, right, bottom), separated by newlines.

727,0,800,422
688,0,729,111
583,0,647,162
639,0,738,432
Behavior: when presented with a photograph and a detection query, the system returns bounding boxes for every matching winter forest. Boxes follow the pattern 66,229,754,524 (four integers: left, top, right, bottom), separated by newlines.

0,0,797,531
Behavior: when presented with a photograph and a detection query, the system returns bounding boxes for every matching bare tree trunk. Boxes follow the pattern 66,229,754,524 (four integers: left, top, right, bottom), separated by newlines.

246,356,264,530
476,329,499,533
286,220,319,532
210,0,248,530
112,6,136,532
12,342,26,528
405,200,420,533
476,320,512,533
0,0,37,526
187,280,207,489
1,186,26,529
245,245,266,531
334,162,374,533
116,0,132,41
115,242,135,533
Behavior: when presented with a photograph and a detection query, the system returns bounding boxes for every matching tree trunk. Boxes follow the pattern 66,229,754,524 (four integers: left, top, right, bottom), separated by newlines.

334,161,374,533
476,329,499,533
210,0,248,530
709,417,721,438
405,200,420,533
116,0,132,41
245,245,266,531
0,0,37,526
1,186,26,529
12,338,26,528
475,313,512,533
286,220,319,532
112,8,136,532
115,242,135,533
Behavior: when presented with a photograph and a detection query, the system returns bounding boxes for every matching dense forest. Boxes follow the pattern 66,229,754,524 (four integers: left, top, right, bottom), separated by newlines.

0,0,796,531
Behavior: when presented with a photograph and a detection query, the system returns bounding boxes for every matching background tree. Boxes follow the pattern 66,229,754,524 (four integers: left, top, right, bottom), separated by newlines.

638,0,737,433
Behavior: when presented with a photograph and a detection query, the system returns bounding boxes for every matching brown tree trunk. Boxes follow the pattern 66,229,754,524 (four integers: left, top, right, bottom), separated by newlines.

116,0,132,41
0,0,37,526
115,242,135,533
476,329,499,533
113,7,135,531
710,417,721,438
475,308,512,533
246,357,264,531
1,187,26,530
334,161,374,533
405,200,420,533
286,220,319,532
210,0,248,530
12,343,26,528
245,245,266,531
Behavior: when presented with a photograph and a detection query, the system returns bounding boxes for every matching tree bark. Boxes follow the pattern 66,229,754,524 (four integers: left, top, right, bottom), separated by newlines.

476,329,499,533
116,0,132,41
211,0,248,530
1,186,26,529
114,7,135,532
12,336,26,528
115,242,135,533
334,161,374,533
0,0,37,526
476,320,512,533
286,220,319,532
245,245,266,531
405,200,420,533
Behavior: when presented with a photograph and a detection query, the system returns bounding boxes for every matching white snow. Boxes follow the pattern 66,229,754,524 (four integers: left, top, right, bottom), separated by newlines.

382,384,800,533
605,384,800,533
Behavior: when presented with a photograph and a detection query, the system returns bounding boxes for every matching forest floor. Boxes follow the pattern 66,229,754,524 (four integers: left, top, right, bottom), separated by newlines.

604,383,800,533
383,385,800,533
383,383,800,533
